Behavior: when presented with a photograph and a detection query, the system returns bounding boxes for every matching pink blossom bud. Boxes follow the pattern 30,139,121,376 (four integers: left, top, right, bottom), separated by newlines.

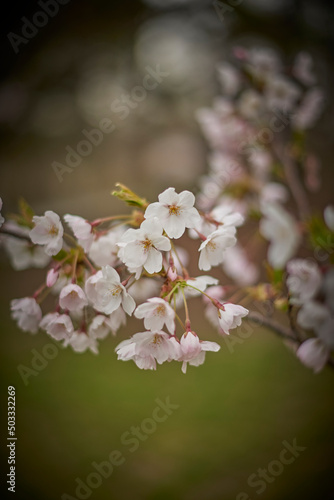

167,266,178,281
46,268,59,287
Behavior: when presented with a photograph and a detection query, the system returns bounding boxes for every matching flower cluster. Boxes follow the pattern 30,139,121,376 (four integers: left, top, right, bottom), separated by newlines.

1,186,250,373
1,47,333,375
194,46,333,373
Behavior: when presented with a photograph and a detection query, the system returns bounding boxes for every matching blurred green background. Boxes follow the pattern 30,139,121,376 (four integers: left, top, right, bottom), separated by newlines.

1,0,334,499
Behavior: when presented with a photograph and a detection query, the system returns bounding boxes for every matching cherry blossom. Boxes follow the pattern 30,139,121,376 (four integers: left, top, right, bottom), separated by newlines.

217,303,249,335
134,298,175,334
115,331,179,370
3,224,50,270
59,284,88,311
40,313,74,341
297,338,330,374
89,309,126,339
118,218,171,275
293,52,316,86
198,227,237,271
30,210,64,256
88,229,122,267
222,245,258,286
144,188,201,239
296,301,330,331
64,331,98,354
179,331,220,374
260,203,300,269
10,297,42,333
85,265,135,315
64,214,94,252
286,259,322,305
265,76,301,112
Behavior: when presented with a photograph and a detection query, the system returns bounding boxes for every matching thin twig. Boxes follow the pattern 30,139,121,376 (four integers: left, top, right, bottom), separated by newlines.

0,227,31,241
247,311,298,342
273,143,310,219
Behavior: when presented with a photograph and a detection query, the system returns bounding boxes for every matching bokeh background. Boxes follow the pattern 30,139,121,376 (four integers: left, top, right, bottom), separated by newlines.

1,0,334,499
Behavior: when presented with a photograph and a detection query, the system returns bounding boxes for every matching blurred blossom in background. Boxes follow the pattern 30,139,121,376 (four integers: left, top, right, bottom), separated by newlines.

1,1,334,499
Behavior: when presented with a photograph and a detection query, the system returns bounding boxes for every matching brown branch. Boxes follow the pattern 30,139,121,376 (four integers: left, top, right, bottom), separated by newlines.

247,311,297,342
0,227,31,241
272,143,311,220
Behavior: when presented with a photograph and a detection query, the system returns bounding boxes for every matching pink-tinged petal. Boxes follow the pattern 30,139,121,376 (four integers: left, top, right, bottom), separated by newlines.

158,187,179,206
122,292,136,315
122,242,147,267
144,247,162,274
145,202,167,219
135,356,156,370
151,235,171,252
297,338,330,373
198,249,211,271
163,215,185,239
141,217,163,235
102,265,121,283
178,190,196,208
201,341,221,352
183,207,201,227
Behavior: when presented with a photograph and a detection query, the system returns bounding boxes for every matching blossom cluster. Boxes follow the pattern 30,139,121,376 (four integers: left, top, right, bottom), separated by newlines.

0,46,333,375
1,187,249,373
194,46,333,373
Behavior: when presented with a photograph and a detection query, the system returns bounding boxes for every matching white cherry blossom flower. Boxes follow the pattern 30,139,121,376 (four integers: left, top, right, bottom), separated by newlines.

179,331,220,374
185,276,219,298
260,183,289,205
11,297,42,333
297,338,330,374
189,203,244,239
324,206,334,232
260,203,301,269
115,330,179,370
3,227,50,270
64,331,98,354
144,188,201,239
134,298,175,334
118,218,171,274
293,52,316,86
89,309,126,339
59,284,88,311
0,197,4,227
40,312,74,341
296,301,330,331
198,227,237,271
217,303,249,334
286,259,322,305
64,214,94,252
85,265,135,315
30,210,64,256
246,47,282,81
222,245,259,286
265,76,301,112
88,229,123,267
